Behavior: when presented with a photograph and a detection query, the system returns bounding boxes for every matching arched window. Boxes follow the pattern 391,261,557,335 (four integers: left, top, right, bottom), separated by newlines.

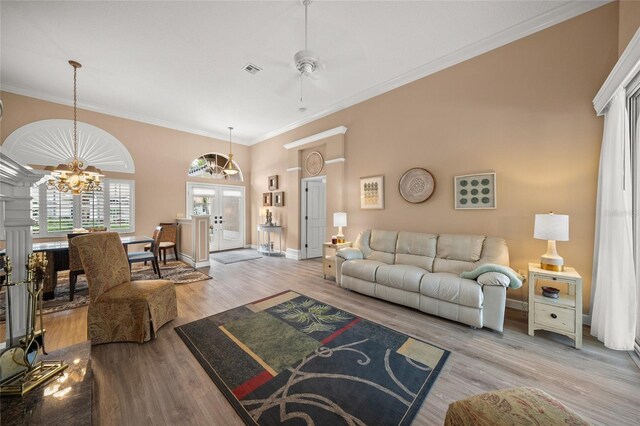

188,153,243,181
3,120,136,236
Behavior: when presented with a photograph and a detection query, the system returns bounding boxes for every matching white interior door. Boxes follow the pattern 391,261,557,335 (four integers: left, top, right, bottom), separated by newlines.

188,183,245,252
302,178,326,259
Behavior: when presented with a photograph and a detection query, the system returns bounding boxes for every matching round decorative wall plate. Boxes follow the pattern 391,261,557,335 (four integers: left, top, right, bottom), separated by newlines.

399,168,435,203
305,151,324,176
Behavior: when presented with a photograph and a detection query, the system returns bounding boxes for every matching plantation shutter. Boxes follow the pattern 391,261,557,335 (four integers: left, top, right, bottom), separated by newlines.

109,181,132,231
30,185,40,234
81,189,105,228
46,187,74,233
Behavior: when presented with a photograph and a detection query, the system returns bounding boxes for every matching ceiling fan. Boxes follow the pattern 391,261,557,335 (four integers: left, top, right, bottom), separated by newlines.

293,0,323,111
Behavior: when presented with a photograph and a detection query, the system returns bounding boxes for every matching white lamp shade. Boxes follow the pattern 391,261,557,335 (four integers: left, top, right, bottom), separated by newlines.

333,212,347,227
534,213,569,241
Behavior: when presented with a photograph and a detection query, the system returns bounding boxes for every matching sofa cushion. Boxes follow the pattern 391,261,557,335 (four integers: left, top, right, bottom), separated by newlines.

365,230,397,264
336,247,364,261
437,234,486,262
420,273,483,309
375,264,426,292
395,231,437,272
342,259,386,282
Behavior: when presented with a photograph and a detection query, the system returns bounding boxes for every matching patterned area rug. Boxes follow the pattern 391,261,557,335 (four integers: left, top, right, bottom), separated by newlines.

211,249,263,264
0,260,210,321
176,290,450,425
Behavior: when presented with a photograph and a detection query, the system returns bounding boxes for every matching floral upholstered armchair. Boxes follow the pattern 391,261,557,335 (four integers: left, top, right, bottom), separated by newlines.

71,232,178,345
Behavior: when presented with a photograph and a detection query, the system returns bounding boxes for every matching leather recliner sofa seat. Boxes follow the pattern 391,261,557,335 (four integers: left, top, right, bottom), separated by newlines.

336,230,511,332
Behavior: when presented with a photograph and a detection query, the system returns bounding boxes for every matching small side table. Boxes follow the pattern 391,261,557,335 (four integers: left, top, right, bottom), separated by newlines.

528,263,583,349
257,225,284,256
322,242,352,279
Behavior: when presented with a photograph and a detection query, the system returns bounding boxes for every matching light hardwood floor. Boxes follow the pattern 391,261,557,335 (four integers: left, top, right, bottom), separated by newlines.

31,256,640,425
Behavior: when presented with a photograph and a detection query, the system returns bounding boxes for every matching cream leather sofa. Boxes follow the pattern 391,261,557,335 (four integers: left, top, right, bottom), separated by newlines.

336,230,511,332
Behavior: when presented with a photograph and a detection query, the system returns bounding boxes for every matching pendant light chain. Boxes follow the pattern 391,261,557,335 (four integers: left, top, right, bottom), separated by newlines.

73,63,78,162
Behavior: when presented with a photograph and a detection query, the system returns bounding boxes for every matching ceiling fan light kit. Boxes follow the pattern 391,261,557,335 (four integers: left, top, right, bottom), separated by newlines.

294,49,320,75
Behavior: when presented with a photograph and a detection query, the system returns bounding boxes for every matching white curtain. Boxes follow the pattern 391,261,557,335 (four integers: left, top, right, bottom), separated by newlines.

591,88,637,351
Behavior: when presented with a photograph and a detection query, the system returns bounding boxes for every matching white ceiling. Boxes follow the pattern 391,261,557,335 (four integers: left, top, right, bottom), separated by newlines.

1,1,607,145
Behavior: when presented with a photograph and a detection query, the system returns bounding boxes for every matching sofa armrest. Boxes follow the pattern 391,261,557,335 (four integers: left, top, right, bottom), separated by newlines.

337,248,364,261
477,272,510,288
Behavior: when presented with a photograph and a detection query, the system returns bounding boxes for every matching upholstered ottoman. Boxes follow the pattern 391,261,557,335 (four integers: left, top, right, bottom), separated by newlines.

445,387,589,425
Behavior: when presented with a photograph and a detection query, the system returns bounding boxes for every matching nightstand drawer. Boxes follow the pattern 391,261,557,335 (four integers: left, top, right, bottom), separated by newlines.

534,303,575,333
324,255,335,275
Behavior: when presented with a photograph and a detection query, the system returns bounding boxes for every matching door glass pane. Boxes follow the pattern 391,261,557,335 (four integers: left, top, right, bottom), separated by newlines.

222,194,240,243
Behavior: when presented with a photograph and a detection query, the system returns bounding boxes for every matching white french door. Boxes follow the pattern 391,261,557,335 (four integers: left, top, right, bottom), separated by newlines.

187,183,245,252
301,177,326,259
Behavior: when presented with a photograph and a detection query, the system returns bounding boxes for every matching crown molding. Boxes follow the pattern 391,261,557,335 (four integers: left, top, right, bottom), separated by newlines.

283,126,348,150
593,26,640,115
254,0,609,144
1,84,252,146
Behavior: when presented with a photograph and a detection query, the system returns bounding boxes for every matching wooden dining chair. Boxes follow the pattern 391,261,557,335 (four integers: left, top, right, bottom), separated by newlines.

67,233,87,301
128,227,163,278
144,222,178,265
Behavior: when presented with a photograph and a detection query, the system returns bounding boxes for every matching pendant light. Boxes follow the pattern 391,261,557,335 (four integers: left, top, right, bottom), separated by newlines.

47,60,103,195
223,126,239,175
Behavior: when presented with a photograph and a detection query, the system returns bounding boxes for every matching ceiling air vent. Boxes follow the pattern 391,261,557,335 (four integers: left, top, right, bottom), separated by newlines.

242,63,262,75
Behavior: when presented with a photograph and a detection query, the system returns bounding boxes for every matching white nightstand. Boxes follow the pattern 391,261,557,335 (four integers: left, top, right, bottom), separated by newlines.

322,242,352,279
528,263,583,349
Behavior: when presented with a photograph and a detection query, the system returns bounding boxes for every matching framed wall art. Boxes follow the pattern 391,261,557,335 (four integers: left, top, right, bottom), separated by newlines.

399,168,435,204
454,172,496,209
262,192,272,207
273,191,285,207
268,175,279,190
305,151,324,176
360,175,384,210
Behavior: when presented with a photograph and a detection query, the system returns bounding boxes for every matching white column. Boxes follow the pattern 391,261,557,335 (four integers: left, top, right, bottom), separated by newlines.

1,152,41,343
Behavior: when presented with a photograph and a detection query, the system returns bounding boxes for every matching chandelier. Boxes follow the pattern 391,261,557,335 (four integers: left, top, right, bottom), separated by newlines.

46,60,103,195
223,126,239,175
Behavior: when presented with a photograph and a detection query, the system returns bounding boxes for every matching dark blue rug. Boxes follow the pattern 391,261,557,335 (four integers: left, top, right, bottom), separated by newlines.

176,290,450,425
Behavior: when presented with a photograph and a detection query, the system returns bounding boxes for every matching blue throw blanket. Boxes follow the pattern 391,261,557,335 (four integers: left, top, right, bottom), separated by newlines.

460,264,524,289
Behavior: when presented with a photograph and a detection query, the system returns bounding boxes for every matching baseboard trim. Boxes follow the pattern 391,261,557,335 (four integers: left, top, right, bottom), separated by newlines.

506,298,528,311
286,248,301,260
178,253,210,269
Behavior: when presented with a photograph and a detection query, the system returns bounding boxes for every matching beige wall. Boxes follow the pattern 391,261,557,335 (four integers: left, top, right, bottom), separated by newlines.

249,3,620,312
0,3,627,314
0,92,252,250
619,0,640,56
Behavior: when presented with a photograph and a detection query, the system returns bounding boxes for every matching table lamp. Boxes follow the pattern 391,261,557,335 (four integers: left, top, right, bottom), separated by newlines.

333,212,347,243
534,212,569,271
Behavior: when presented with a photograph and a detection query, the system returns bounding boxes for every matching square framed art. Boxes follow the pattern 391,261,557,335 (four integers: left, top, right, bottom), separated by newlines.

360,175,384,209
454,172,496,209
268,175,279,191
262,192,272,207
273,191,284,207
